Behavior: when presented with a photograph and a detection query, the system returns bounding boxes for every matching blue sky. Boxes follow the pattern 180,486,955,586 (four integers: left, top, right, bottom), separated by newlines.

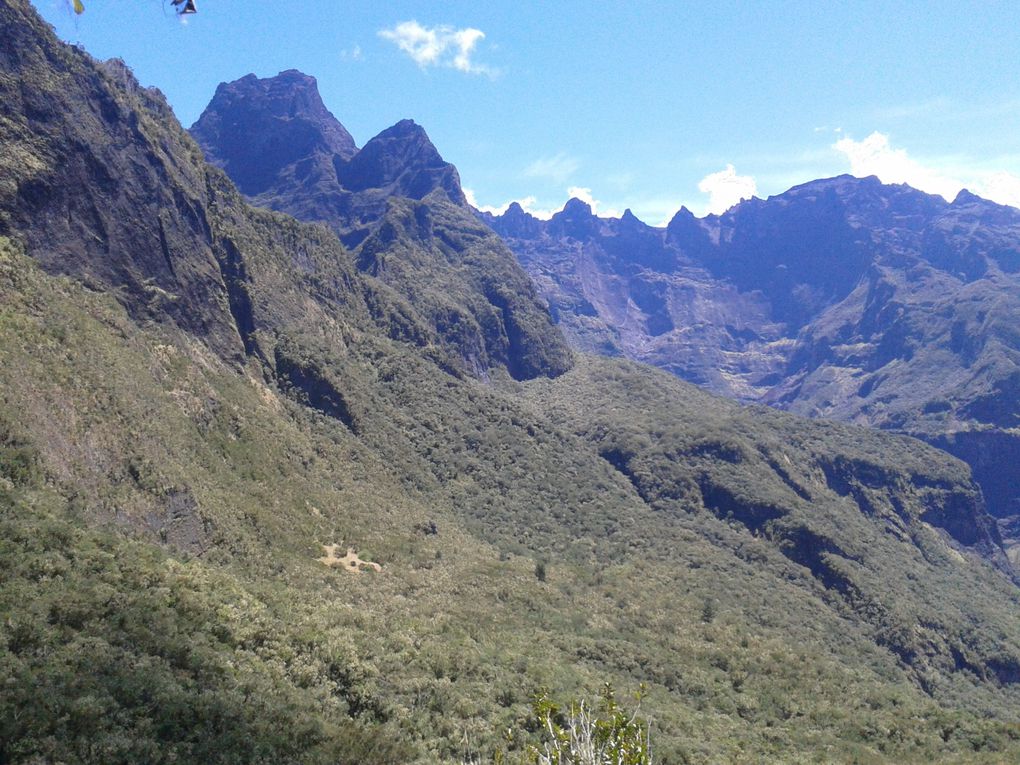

31,0,1020,223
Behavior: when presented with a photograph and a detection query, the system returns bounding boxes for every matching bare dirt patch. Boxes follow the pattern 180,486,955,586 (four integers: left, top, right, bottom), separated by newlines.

317,543,381,574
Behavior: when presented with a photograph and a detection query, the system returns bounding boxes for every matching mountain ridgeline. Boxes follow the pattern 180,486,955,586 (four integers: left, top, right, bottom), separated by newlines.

482,181,1020,544
3,1,1020,761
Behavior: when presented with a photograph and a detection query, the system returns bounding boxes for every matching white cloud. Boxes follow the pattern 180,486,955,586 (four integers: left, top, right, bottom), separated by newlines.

697,164,757,214
833,131,1020,208
833,131,962,201
463,187,509,214
464,188,549,217
565,186,621,218
465,186,621,220
511,197,557,219
522,152,580,184
378,21,493,75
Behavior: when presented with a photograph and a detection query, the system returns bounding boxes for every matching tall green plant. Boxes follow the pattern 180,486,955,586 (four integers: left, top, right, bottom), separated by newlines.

522,685,652,765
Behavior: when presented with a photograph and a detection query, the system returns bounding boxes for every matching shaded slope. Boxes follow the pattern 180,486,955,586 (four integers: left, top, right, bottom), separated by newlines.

0,29,241,357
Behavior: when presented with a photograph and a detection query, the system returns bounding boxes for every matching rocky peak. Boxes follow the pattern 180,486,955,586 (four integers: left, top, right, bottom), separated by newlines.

377,118,427,140
946,188,1020,226
663,206,712,258
337,119,466,204
953,189,983,206
482,201,543,240
664,205,698,230
772,174,947,226
619,208,642,226
548,197,597,239
191,71,472,233
190,70,357,197
561,197,593,217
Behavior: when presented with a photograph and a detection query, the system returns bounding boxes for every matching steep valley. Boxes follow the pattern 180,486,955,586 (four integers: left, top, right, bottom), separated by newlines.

483,180,1020,552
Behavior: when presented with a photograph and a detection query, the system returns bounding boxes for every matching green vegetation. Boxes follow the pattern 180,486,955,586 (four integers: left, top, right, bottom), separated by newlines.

4,201,1020,762
2,1,1020,762
354,195,574,382
0,489,409,765
511,686,654,765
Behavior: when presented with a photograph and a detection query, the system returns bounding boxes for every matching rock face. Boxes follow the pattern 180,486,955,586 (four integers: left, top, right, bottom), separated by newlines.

192,72,570,381
338,119,466,205
0,21,242,359
483,177,1020,535
192,74,465,243
189,69,357,198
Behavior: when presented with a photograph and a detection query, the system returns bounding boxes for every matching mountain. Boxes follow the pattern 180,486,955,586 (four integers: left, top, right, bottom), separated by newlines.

4,1,1020,762
187,69,357,199
483,178,1020,549
192,71,570,383
191,75,465,240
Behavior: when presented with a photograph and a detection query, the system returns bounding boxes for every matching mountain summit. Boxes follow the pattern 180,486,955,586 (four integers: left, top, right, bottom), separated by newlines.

190,69,357,197
191,70,569,382
338,118,466,204
191,71,466,236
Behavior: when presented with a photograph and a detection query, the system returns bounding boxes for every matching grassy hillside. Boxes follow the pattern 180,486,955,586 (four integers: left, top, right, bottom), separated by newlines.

2,1,1020,762
3,231,1020,762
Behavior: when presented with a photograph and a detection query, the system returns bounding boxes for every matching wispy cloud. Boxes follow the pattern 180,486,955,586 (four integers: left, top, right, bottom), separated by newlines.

339,44,363,62
697,164,757,214
378,21,494,75
522,152,580,184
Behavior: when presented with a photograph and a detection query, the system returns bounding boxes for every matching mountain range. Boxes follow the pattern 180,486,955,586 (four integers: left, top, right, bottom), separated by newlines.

3,0,1020,761
482,179,1020,558
191,62,1020,559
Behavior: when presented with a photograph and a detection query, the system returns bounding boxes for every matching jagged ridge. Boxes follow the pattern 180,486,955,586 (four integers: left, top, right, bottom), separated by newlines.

191,71,571,382
484,180,1020,539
